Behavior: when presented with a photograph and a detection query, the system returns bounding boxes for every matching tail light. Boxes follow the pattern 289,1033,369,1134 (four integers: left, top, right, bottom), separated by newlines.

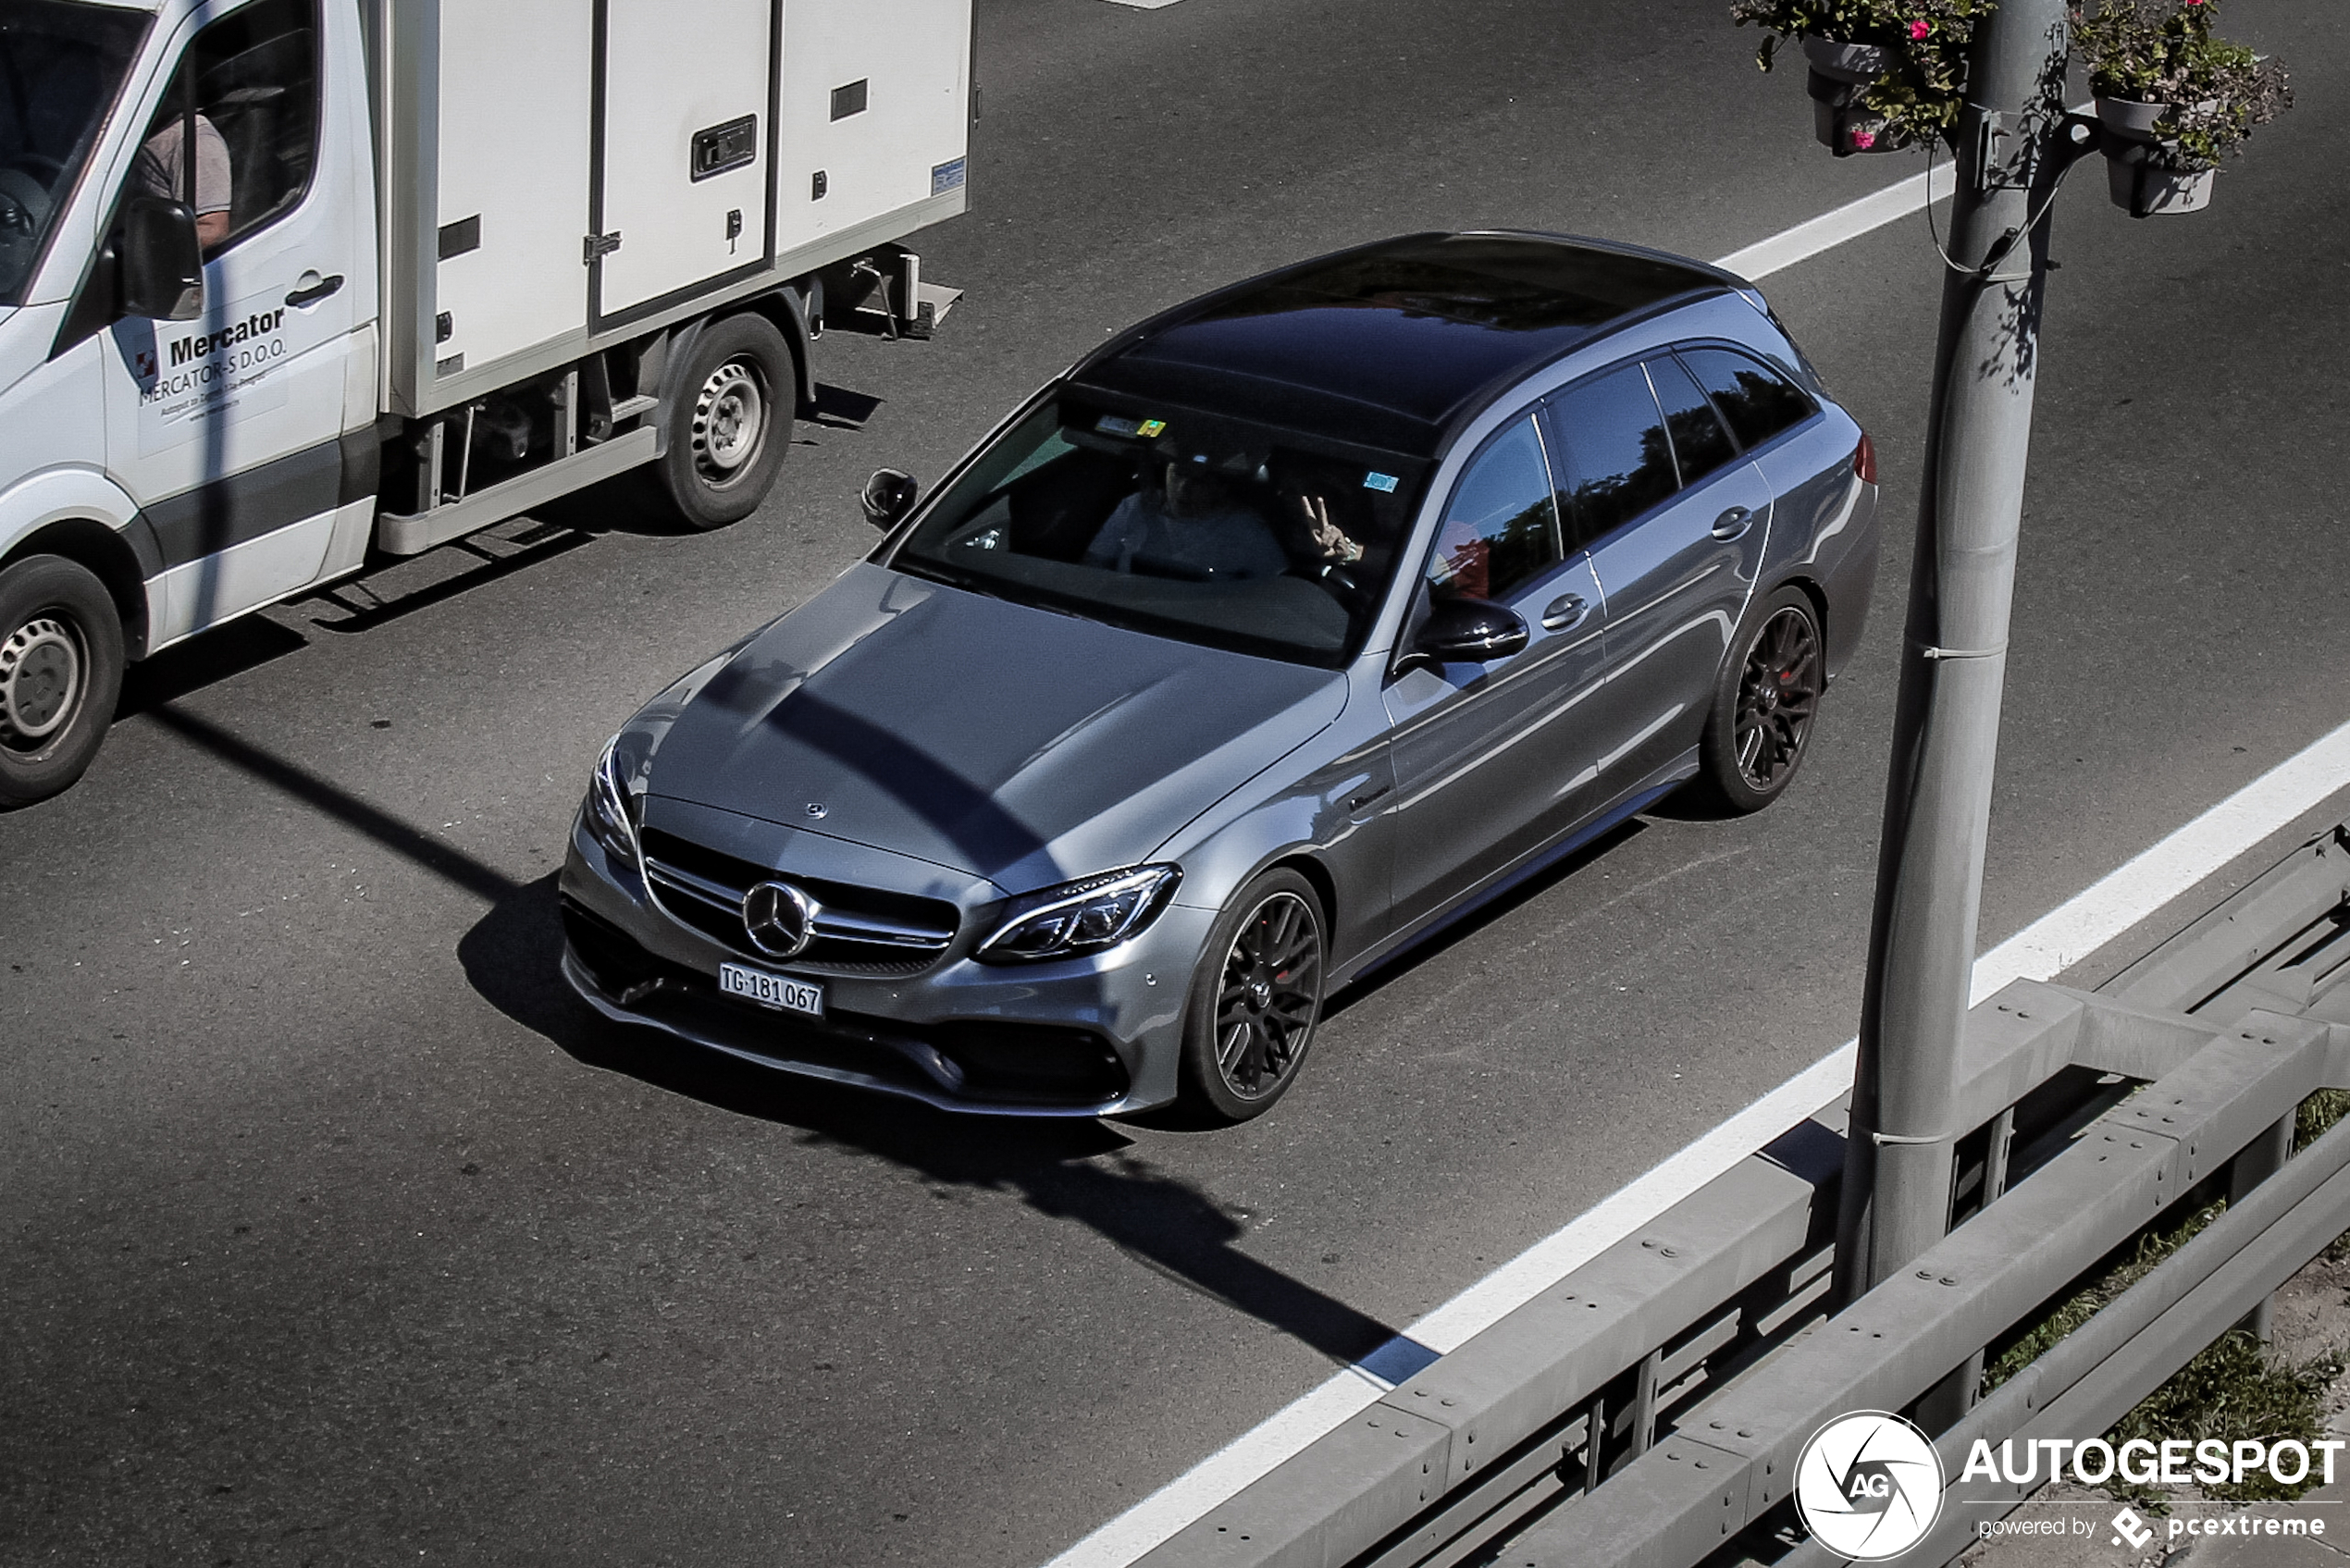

1853,430,1877,485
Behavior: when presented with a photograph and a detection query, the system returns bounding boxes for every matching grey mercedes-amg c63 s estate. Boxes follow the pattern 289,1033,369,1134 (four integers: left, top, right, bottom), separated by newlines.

560,231,1881,1122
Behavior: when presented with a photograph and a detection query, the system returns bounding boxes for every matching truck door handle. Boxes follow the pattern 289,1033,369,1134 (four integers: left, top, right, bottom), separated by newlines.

1540,592,1588,632
285,272,344,308
1710,506,1753,541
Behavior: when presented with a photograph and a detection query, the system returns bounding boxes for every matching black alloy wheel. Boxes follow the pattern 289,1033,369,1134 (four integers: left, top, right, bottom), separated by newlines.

1180,868,1327,1123
0,554,126,809
1697,585,1824,816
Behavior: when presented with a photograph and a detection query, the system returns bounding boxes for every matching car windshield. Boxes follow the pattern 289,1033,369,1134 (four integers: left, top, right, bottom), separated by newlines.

890,391,1426,668
0,0,148,307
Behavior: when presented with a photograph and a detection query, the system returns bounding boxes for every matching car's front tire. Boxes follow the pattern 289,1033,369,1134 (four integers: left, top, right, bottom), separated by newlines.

0,554,125,809
1178,868,1328,1124
1695,584,1824,816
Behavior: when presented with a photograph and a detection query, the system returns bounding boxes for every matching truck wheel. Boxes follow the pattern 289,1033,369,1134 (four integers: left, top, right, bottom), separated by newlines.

0,555,125,809
649,313,794,531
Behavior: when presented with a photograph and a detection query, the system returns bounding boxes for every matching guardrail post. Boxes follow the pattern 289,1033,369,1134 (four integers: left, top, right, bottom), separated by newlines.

2230,1110,2296,1340
1836,0,2074,1316
1627,1351,1662,1459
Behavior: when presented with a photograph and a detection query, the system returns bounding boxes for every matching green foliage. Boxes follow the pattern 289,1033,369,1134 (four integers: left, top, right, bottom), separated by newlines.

1728,0,1990,143
1985,1202,2225,1390
1983,1194,2345,1511
2295,1087,2350,1152
2109,1333,2344,1506
2072,0,2292,169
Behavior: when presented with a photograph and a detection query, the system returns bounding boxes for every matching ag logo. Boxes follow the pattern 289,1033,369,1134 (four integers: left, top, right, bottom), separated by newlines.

1794,1411,1944,1561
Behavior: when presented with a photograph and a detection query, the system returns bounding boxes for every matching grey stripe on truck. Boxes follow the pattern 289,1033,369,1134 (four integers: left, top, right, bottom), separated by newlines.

139,437,346,571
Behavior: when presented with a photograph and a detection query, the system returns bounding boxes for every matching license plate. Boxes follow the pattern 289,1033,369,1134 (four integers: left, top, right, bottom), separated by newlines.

718,962,824,1019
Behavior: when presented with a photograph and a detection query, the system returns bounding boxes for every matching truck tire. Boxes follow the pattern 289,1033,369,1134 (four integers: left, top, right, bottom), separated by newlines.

649,312,794,531
0,554,125,809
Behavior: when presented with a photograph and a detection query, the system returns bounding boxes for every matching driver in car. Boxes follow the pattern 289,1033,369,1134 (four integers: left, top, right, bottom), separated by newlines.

1283,491,1365,565
1084,458,1288,580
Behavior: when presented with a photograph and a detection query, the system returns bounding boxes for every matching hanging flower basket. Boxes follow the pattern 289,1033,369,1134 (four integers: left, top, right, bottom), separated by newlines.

2072,0,2291,217
1802,35,1897,82
1803,37,1908,154
2100,143,2216,215
1731,0,1987,156
2095,93,2217,215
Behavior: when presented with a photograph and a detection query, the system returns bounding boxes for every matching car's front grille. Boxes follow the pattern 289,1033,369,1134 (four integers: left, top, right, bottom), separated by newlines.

637,827,959,977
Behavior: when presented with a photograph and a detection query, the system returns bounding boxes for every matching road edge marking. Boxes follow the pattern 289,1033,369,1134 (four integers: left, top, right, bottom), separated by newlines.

1040,715,2350,1568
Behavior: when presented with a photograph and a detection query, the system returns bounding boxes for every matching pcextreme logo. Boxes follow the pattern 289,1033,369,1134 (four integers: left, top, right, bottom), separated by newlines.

1794,1412,1945,1561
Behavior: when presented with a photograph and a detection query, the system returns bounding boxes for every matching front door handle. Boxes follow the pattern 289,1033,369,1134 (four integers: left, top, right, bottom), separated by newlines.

285,271,344,308
1710,505,1753,541
1540,592,1589,632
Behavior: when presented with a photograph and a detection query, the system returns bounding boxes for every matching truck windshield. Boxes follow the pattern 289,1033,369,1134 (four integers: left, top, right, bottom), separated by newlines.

0,0,149,307
890,393,1426,669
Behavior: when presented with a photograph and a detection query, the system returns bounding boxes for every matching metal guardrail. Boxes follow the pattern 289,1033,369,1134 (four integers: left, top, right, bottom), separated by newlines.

1141,823,2350,1568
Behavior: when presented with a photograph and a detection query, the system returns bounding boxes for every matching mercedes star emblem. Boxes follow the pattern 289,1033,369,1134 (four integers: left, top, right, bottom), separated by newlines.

742,881,818,958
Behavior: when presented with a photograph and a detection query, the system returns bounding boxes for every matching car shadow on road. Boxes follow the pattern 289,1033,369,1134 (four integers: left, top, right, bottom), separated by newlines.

460,872,1416,1371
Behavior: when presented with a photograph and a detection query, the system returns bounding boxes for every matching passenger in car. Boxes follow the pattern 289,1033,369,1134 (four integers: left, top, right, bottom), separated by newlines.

1084,458,1289,580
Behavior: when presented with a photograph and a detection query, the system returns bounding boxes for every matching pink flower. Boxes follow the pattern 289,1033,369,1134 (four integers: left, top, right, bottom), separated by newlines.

1851,129,1878,148
1909,19,1931,39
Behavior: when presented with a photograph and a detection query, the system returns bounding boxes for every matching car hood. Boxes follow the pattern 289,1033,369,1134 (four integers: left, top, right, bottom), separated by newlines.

645,563,1348,892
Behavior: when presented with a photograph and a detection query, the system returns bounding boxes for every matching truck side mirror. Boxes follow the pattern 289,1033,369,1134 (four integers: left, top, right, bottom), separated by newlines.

1415,597,1528,663
861,468,918,530
119,197,204,322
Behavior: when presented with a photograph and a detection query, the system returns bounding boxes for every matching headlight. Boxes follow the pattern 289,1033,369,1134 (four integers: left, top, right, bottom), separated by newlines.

977,865,1181,964
581,736,643,873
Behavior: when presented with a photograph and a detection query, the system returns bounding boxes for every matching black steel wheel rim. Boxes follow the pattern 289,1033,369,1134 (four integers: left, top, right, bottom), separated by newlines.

1213,891,1322,1101
1734,606,1820,791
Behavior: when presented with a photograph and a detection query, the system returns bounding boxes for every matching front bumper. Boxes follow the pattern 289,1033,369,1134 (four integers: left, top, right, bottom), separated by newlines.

557,811,1206,1117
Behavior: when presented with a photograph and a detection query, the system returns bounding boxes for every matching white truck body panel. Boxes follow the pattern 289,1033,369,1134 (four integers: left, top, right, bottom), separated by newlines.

597,0,772,316
431,0,592,375
379,0,972,419
777,0,971,253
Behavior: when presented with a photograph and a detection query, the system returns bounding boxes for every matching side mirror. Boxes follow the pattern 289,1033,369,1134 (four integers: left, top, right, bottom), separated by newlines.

861,468,918,530
120,196,204,321
1416,597,1528,663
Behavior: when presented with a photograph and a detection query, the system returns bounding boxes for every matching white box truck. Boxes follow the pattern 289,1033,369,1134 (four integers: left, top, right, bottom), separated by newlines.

0,0,972,804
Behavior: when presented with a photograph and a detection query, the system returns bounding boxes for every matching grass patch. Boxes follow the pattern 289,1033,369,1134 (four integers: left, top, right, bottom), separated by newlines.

2297,1088,2350,1152
1974,1086,2350,1507
2108,1332,2344,1505
1983,1203,2227,1392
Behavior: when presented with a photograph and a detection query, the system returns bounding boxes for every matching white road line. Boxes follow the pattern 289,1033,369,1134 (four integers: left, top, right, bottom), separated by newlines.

1099,0,1187,9
1713,157,1956,280
1045,716,2350,1568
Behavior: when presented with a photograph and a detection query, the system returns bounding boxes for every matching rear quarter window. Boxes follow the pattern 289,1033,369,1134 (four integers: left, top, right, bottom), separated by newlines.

1676,346,1818,451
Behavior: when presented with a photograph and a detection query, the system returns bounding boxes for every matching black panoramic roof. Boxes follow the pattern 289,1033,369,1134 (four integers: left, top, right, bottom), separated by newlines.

1070,232,1733,459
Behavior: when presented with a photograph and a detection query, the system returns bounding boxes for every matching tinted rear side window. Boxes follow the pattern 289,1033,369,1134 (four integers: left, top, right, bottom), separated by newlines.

1677,347,1817,451
1542,364,1677,549
1644,355,1738,488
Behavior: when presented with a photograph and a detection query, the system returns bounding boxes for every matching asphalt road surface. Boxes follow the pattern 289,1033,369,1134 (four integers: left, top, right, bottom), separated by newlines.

6,3,2349,1565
